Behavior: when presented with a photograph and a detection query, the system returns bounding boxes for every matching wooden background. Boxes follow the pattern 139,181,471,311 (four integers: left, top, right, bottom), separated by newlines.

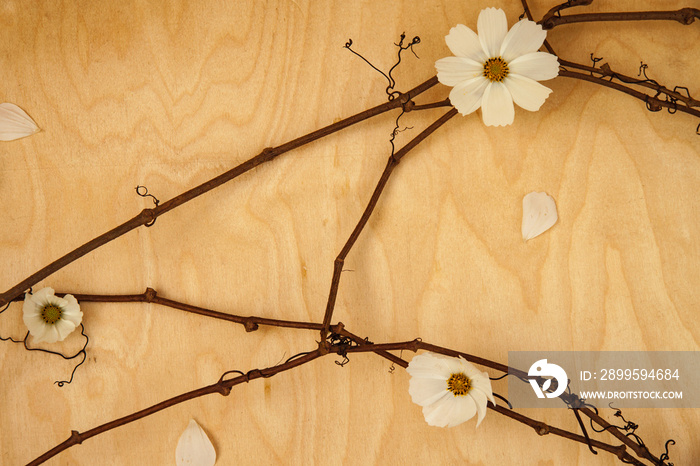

1,0,698,464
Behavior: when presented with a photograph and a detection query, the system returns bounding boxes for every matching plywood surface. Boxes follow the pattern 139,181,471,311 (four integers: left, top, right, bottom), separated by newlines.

1,1,698,464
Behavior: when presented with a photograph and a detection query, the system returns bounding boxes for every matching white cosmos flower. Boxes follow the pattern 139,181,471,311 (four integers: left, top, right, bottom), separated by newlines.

22,287,82,343
407,352,495,428
435,8,559,126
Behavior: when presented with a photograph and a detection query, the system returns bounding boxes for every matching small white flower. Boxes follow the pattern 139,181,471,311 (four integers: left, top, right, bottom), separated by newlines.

176,419,216,466
0,102,40,141
522,191,558,240
22,287,82,343
435,8,559,126
407,352,495,428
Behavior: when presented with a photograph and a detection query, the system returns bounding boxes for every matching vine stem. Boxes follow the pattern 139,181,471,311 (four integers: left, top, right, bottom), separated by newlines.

558,68,700,120
334,335,662,465
319,107,459,341
35,288,323,332
0,76,439,309
29,333,655,466
541,8,700,30
27,349,325,466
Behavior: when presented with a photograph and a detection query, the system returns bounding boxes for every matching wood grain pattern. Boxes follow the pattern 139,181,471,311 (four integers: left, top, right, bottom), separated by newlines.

1,0,698,464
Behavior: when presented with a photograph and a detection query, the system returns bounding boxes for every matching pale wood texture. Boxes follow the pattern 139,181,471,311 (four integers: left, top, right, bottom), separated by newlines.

1,0,698,464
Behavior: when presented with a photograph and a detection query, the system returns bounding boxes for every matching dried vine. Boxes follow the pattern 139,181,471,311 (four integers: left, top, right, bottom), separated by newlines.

1,1,695,464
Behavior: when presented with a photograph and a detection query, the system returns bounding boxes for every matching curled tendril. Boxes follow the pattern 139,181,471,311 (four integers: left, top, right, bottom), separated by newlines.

327,332,367,367
492,392,513,409
344,32,420,101
584,58,698,127
21,324,90,387
659,439,676,464
135,185,160,206
135,186,159,226
0,302,25,343
589,53,604,70
218,369,245,384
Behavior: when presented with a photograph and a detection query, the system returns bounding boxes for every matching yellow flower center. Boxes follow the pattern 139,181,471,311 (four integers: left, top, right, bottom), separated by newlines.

40,303,63,324
483,57,509,82
447,372,472,396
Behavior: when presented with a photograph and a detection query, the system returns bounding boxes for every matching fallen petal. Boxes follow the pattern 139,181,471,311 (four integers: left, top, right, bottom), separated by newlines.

0,103,40,141
522,191,557,240
176,419,216,466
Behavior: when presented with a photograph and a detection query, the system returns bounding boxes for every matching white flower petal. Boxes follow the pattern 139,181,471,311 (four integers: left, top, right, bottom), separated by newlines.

500,19,547,62
469,372,495,404
477,8,508,58
409,377,450,406
448,395,478,427
422,396,455,427
24,314,49,339
40,325,60,344
176,419,216,466
510,52,559,81
436,56,483,87
445,24,487,62
54,319,77,341
469,390,490,427
449,77,489,116
522,191,558,240
504,74,552,111
30,287,55,306
61,294,83,324
424,394,477,428
0,103,40,141
481,82,514,127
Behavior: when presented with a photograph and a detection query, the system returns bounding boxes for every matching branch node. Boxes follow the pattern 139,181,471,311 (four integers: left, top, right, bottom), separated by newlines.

141,208,157,227
318,339,331,355
144,287,157,302
679,7,697,25
215,383,232,396
535,423,550,436
244,319,259,332
69,430,83,445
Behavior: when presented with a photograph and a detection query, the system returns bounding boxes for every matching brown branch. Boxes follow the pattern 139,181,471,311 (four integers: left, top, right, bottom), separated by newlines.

336,338,668,465
27,328,669,465
558,69,700,120
27,349,324,465
319,107,459,341
0,76,439,309
542,8,700,30
559,59,700,108
44,288,323,332
489,404,642,464
334,336,654,465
